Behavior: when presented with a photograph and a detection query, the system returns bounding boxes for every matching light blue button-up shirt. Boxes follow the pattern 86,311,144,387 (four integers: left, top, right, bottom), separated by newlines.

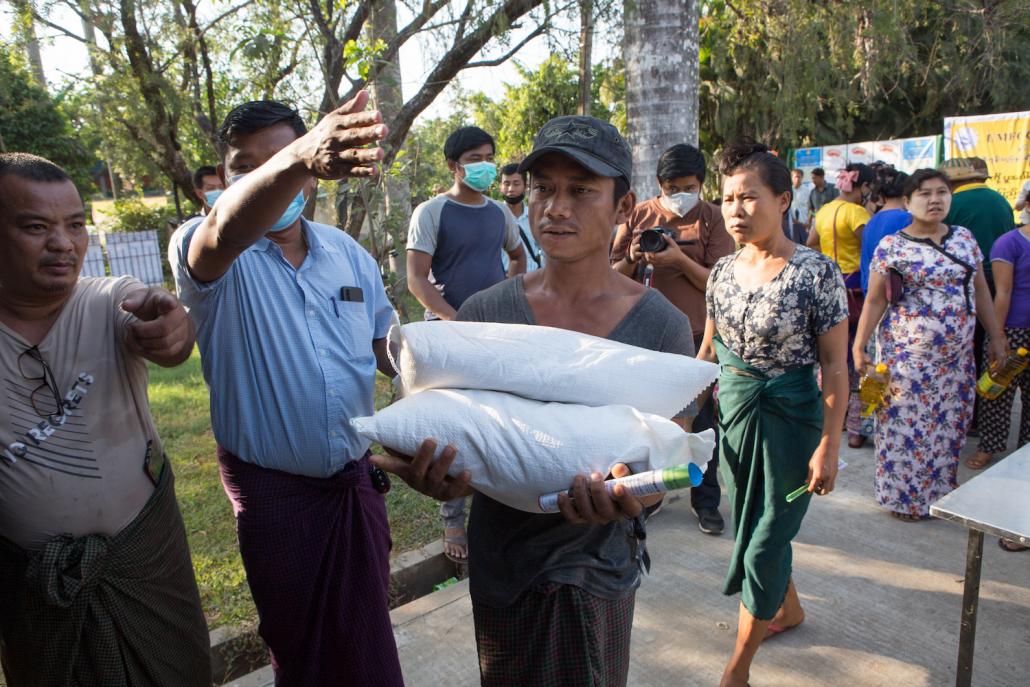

170,218,395,478
502,209,543,272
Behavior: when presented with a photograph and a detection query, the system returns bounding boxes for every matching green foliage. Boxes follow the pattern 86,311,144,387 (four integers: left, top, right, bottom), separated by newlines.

343,37,388,81
464,55,620,163
398,110,470,203
697,0,1030,151
0,42,96,191
105,196,177,233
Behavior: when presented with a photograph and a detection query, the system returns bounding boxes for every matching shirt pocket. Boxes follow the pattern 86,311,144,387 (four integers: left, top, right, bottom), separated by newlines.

332,297,374,359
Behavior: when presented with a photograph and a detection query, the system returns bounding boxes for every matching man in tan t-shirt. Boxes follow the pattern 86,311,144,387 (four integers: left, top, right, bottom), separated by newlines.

611,143,735,536
0,153,210,686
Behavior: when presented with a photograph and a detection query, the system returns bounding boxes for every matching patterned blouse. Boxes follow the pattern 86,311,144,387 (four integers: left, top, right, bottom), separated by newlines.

706,246,849,377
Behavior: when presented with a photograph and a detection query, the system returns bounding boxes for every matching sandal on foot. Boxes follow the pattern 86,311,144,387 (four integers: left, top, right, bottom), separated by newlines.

847,435,866,449
891,511,928,522
443,527,468,564
999,538,1029,552
965,453,993,470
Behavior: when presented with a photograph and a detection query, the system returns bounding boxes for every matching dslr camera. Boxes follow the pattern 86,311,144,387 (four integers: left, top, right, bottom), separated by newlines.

638,227,676,253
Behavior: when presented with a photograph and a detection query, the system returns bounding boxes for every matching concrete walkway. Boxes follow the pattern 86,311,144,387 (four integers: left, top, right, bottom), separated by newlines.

391,437,1030,686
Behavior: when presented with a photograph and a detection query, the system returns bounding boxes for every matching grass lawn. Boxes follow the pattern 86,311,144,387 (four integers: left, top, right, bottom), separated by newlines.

149,344,441,630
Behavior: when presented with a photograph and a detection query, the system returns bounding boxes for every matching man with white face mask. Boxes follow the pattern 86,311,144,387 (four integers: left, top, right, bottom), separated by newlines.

611,142,734,535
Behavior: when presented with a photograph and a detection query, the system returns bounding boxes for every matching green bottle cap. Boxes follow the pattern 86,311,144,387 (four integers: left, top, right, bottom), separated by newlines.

661,464,704,489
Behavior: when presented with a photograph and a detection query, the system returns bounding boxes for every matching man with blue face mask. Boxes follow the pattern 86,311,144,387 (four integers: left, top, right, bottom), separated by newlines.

406,125,526,564
611,142,735,536
169,95,402,686
193,165,225,214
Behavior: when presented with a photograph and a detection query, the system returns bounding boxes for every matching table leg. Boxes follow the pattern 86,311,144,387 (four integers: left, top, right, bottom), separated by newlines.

956,528,984,687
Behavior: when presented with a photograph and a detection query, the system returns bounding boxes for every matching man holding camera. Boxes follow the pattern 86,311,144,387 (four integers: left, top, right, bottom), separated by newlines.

610,143,734,535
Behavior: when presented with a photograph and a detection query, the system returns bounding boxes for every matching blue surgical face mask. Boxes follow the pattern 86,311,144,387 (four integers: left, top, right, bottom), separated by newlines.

230,174,306,232
203,189,222,207
461,161,497,193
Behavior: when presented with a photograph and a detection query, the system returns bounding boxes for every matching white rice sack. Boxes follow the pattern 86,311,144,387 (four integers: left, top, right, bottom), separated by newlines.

351,389,716,514
389,321,719,418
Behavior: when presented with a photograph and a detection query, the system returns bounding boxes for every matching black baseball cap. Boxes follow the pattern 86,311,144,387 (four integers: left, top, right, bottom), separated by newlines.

518,116,632,184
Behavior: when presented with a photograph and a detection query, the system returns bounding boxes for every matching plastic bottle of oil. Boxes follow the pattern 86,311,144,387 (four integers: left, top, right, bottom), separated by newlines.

977,348,1030,400
859,363,891,417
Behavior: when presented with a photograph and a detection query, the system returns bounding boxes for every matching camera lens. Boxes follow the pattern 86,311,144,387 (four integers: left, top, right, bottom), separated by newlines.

638,228,668,253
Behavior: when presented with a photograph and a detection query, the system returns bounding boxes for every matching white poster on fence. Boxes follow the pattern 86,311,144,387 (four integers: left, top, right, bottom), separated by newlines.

847,142,875,165
899,136,940,174
822,145,848,176
873,140,903,168
104,230,164,286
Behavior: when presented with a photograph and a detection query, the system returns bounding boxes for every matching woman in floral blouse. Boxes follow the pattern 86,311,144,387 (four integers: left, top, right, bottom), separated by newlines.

853,169,1007,521
698,142,849,687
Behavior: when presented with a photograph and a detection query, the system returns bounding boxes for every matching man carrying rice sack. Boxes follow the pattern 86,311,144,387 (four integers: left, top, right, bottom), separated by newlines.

373,115,699,686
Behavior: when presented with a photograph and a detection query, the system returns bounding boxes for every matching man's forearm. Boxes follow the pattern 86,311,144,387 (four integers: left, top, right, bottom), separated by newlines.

676,253,712,291
407,275,457,320
612,255,636,276
200,145,310,251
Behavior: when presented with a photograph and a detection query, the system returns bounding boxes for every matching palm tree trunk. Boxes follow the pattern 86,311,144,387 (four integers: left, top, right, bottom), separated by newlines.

624,0,699,200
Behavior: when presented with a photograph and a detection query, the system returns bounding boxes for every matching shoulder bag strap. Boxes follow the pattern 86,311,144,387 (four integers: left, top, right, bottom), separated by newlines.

518,226,541,267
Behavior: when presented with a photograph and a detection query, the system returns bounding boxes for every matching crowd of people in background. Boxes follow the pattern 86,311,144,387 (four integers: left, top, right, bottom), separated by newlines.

1,87,1028,687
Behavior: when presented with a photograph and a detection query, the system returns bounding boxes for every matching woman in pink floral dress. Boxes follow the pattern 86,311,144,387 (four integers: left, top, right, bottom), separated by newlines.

853,169,1007,520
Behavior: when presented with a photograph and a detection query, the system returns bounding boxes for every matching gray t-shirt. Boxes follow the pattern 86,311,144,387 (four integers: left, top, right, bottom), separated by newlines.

457,276,696,607
407,195,520,319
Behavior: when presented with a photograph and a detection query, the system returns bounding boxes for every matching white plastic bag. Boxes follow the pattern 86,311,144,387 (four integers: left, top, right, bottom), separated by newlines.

389,321,719,419
351,388,716,513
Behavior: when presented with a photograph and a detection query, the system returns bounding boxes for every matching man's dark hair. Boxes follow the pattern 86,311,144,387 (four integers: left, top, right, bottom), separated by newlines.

218,101,307,150
791,168,803,175
812,167,825,177
903,168,950,198
193,165,218,189
613,177,630,208
717,141,792,196
500,163,526,181
444,126,495,162
656,144,706,183
0,152,71,184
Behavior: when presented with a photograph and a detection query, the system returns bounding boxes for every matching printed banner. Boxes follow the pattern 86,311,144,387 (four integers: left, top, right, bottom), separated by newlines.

944,111,1030,215
899,136,940,173
794,148,822,180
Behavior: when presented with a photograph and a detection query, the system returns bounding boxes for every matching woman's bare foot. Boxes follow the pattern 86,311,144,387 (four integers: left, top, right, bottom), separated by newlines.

443,526,467,563
765,596,805,640
719,666,750,687
965,452,993,470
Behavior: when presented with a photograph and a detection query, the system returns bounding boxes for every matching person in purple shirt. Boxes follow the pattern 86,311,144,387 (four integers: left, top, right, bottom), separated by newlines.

967,226,1030,520
860,168,910,293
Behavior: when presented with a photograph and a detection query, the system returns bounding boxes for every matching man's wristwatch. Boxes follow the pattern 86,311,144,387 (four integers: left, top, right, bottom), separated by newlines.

624,253,637,265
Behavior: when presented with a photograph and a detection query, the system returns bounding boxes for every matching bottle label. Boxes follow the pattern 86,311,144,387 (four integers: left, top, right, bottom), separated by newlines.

538,471,669,513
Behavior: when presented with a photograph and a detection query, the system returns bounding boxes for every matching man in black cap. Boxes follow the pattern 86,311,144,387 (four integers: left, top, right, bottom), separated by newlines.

374,116,696,685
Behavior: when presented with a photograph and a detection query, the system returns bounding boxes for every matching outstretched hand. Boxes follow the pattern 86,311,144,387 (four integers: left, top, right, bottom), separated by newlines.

370,438,473,502
556,463,650,525
296,90,388,180
121,287,194,365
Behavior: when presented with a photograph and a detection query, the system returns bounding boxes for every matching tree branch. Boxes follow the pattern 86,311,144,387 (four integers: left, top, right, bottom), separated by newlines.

31,11,88,43
464,24,547,68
